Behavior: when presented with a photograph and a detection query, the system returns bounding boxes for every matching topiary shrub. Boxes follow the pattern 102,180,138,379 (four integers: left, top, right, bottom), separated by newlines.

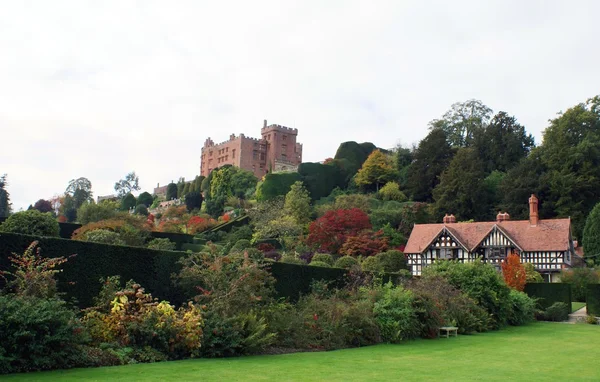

83,229,126,246
0,210,59,237
134,204,149,216
362,256,384,272
376,250,408,273
310,261,331,268
147,238,176,251
312,253,334,266
280,255,303,265
542,302,569,322
334,256,359,269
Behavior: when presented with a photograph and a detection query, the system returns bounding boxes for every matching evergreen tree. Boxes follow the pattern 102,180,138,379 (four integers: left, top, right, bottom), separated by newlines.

406,129,455,202
583,202,600,266
185,191,203,212
121,193,137,211
166,183,178,200
433,148,490,221
0,174,12,217
137,191,153,207
284,181,312,225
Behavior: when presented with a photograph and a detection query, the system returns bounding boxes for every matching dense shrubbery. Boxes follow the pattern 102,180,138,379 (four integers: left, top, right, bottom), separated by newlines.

559,268,599,301
0,210,59,237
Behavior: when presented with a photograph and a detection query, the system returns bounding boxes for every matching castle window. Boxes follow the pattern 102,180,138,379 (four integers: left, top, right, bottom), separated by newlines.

281,153,287,160
226,147,229,152
253,150,258,160
282,144,287,151
260,153,266,161
232,149,236,158
283,135,287,141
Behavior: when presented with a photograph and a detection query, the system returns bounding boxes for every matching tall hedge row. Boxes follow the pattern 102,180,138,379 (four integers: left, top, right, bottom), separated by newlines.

524,283,572,310
0,233,374,308
587,284,600,316
256,172,302,201
298,162,343,201
0,232,186,308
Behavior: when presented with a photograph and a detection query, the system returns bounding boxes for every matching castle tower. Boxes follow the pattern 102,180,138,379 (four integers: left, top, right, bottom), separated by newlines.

260,122,302,172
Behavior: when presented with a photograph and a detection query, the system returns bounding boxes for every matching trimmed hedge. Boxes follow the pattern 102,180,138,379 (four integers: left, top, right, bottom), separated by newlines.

0,232,186,308
256,172,302,201
58,222,82,239
524,283,572,310
269,262,347,302
587,284,600,316
298,162,344,201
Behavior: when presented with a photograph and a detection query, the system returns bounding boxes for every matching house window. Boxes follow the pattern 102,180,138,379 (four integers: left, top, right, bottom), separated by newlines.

436,249,457,260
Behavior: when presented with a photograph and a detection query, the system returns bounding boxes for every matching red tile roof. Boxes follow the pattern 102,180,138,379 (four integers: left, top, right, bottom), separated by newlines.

405,218,571,254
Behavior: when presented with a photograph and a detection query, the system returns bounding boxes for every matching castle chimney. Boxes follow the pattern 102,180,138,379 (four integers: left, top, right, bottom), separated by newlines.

263,119,267,128
443,214,456,224
529,194,539,227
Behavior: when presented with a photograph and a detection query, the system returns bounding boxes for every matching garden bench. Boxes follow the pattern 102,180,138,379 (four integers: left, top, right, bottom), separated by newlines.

439,326,458,338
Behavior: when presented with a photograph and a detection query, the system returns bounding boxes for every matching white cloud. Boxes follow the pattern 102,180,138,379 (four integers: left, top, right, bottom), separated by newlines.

1,0,599,210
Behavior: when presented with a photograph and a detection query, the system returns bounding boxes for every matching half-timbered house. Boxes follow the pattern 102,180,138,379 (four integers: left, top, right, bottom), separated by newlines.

404,195,576,281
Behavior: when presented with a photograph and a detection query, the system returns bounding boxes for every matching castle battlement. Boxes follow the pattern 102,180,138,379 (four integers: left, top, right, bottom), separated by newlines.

261,124,298,134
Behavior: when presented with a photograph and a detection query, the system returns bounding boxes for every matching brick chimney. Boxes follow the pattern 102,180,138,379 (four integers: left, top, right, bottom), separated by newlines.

496,212,510,222
443,214,456,224
529,194,539,227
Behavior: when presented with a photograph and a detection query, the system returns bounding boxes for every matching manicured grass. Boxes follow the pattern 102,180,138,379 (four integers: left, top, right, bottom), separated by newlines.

5,323,600,382
572,301,586,312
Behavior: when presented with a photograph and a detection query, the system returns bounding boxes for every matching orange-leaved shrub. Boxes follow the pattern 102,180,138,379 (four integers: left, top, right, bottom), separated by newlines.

501,252,526,291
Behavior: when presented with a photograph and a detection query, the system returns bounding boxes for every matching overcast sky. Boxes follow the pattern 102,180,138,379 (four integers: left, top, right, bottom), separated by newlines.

1,1,599,211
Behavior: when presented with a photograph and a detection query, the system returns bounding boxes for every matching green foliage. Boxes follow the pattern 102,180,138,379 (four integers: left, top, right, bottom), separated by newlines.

312,253,334,266
185,191,203,212
0,210,59,237
559,268,599,301
114,171,140,198
77,201,119,225
334,255,359,269
583,202,600,266
429,99,493,147
84,229,126,246
230,168,258,199
506,290,536,325
134,204,149,216
406,128,454,202
65,177,93,208
0,295,87,373
376,250,408,273
433,147,491,221
298,162,344,200
378,181,407,202
362,256,384,273
284,181,312,225
422,260,511,329
333,141,377,181
166,183,178,200
542,302,570,322
380,223,406,247
280,255,304,265
373,283,420,342
137,192,154,207
256,172,303,201
121,193,137,211
524,263,543,283
146,238,176,251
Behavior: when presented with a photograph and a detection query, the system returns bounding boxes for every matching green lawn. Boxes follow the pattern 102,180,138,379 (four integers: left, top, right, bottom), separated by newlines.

5,323,600,382
572,301,586,312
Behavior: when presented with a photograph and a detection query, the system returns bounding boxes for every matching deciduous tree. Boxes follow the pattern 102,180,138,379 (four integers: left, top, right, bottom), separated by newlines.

307,208,372,253
501,253,526,291
583,201,600,266
355,150,397,192
429,99,493,147
284,181,312,225
32,199,53,214
114,171,140,198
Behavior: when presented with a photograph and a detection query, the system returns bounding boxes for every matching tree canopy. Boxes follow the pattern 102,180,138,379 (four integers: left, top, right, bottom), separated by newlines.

354,150,397,192
114,171,140,198
0,174,12,217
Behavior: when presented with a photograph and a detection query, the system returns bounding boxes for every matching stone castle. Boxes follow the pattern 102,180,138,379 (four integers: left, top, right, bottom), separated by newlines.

200,120,303,178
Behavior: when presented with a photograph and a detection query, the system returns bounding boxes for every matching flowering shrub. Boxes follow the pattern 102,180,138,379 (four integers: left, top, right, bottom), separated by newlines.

187,215,217,234
83,283,204,360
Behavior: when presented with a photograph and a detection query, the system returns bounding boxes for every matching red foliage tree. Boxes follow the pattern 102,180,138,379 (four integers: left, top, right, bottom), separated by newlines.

501,252,526,291
339,229,388,257
307,208,372,253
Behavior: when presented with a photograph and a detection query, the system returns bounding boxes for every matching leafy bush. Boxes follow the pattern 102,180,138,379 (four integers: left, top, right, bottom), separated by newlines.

334,256,359,269
310,261,331,268
73,218,150,247
83,282,204,360
0,210,59,237
376,250,408,273
541,302,569,322
409,276,489,334
84,229,126,245
422,260,511,329
378,182,407,202
134,204,149,216
0,295,88,373
147,238,176,251
264,250,282,262
230,239,252,253
312,253,334,265
373,283,420,342
77,201,119,225
339,230,388,257
560,268,599,301
362,256,384,272
507,289,536,325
